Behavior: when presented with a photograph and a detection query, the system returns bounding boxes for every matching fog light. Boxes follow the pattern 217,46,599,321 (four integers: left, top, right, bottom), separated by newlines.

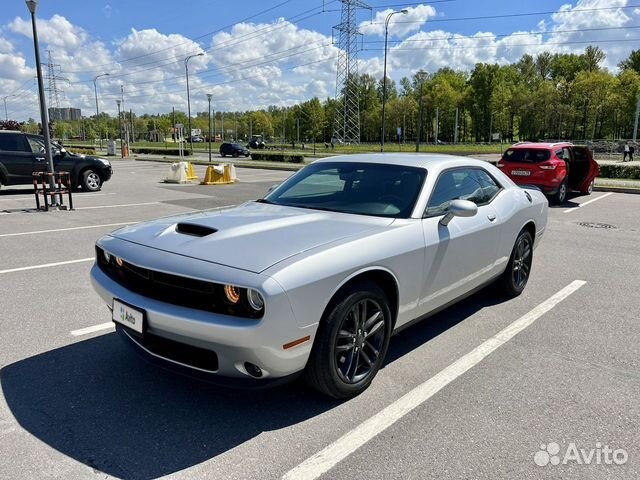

247,289,264,311
224,285,241,304
244,362,263,378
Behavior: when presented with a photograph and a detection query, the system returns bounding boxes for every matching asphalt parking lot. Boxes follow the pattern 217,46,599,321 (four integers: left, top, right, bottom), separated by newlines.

1,159,639,480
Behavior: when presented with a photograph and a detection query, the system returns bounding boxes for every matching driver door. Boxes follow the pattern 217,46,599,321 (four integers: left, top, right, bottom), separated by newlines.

419,168,501,315
26,136,51,177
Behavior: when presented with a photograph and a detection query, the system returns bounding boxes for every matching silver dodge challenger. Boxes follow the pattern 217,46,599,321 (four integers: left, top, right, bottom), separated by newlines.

91,154,548,398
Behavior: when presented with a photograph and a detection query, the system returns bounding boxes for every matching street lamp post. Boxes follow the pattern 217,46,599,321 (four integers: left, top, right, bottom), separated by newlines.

3,95,15,121
381,9,408,152
93,73,109,150
116,99,123,158
185,52,204,153
207,94,212,163
26,0,58,206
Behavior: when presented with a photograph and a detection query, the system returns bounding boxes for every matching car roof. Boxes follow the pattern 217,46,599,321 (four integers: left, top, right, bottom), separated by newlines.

0,130,23,134
508,141,573,149
313,153,491,170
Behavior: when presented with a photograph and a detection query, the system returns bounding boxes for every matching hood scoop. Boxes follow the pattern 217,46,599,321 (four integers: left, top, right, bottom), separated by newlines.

175,223,217,237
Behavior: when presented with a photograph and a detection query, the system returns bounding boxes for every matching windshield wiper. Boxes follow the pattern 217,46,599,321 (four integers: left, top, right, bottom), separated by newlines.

255,198,272,204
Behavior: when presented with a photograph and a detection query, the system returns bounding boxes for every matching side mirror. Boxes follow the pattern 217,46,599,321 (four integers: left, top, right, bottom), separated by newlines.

267,184,279,193
439,199,478,227
39,146,46,154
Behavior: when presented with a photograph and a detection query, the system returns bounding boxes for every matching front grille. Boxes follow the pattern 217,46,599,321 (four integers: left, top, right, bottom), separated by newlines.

127,330,219,372
96,246,262,318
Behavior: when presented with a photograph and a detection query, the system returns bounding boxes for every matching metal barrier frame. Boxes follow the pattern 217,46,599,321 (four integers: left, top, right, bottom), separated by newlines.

32,171,74,211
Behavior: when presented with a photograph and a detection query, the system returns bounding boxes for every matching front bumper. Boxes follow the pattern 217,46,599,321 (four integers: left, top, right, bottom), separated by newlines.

90,239,316,382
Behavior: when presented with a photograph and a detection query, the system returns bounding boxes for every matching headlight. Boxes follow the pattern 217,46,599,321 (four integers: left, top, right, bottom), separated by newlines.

102,249,111,263
247,289,264,311
98,158,111,166
224,285,241,304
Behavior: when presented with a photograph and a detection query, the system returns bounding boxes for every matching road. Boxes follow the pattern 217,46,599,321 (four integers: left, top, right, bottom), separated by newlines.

1,159,639,479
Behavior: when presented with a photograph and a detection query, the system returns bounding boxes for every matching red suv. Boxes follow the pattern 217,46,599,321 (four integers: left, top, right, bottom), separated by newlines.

497,142,600,204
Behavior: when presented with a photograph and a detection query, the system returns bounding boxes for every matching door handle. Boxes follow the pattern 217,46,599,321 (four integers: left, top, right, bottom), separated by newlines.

487,214,497,222
35,157,45,162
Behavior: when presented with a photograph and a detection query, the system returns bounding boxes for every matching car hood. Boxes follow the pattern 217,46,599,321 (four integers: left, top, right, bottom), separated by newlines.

108,202,393,273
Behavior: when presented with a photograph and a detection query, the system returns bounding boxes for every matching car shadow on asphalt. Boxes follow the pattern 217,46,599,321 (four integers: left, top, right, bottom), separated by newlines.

1,289,505,479
384,287,505,365
0,334,341,479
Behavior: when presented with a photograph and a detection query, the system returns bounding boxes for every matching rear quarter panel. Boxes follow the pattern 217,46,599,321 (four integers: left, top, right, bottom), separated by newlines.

491,187,548,269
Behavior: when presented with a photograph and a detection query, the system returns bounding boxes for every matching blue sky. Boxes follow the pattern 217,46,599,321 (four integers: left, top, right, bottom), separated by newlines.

0,0,638,119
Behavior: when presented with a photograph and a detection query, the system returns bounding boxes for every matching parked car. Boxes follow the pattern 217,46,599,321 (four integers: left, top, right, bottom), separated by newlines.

497,142,599,204
248,135,266,149
220,142,250,158
91,154,547,398
191,136,204,143
0,130,112,192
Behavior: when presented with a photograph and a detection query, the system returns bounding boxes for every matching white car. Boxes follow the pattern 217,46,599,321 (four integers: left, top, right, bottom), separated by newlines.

91,154,548,398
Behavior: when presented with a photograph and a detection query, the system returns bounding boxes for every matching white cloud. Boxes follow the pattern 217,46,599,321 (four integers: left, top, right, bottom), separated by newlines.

9,14,87,50
360,5,437,39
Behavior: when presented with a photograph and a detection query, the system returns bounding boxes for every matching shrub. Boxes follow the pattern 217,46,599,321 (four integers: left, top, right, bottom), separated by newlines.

250,152,304,163
65,145,96,155
132,147,192,156
599,164,640,180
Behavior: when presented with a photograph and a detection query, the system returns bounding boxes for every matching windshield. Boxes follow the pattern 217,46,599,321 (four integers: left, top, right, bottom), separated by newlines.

502,148,550,163
263,162,426,218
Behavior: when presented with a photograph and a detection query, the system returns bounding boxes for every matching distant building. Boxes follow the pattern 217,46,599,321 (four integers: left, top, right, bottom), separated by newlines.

48,107,82,121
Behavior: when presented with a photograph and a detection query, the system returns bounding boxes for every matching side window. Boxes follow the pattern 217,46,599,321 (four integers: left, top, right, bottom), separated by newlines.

27,136,45,154
561,147,571,161
426,169,485,216
0,134,29,153
473,169,501,203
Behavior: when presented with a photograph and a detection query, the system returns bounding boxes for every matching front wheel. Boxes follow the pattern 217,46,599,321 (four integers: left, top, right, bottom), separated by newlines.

497,229,533,297
81,169,102,192
304,282,392,398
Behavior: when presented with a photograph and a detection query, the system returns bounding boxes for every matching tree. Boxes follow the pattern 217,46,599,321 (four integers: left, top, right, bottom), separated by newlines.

618,49,640,74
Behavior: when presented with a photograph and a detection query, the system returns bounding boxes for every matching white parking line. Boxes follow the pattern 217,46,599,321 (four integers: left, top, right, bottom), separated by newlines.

0,258,93,274
71,322,114,337
283,280,587,480
76,202,160,210
0,222,136,238
563,192,614,213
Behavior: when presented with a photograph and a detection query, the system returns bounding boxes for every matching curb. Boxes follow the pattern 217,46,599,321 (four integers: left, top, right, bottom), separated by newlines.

594,185,640,194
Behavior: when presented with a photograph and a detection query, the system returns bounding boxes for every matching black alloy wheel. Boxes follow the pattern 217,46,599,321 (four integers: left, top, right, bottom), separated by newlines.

334,298,386,384
305,281,392,398
512,233,532,290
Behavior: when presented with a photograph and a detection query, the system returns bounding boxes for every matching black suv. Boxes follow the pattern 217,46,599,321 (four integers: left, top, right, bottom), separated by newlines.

0,131,112,192
220,142,250,158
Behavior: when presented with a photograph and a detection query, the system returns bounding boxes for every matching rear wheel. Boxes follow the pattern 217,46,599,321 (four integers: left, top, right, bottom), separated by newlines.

305,282,392,398
233,152,239,158
497,229,533,297
551,179,568,204
582,179,594,195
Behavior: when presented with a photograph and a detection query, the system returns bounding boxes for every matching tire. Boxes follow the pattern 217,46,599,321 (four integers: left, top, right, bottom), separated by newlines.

551,179,568,204
245,154,250,158
233,152,239,158
582,179,594,195
221,153,226,157
81,169,102,192
304,281,392,398
497,229,534,297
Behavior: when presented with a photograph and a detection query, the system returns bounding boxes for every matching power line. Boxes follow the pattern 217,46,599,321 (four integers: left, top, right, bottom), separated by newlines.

63,1,338,76
365,25,640,44
366,4,640,25
364,37,640,52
